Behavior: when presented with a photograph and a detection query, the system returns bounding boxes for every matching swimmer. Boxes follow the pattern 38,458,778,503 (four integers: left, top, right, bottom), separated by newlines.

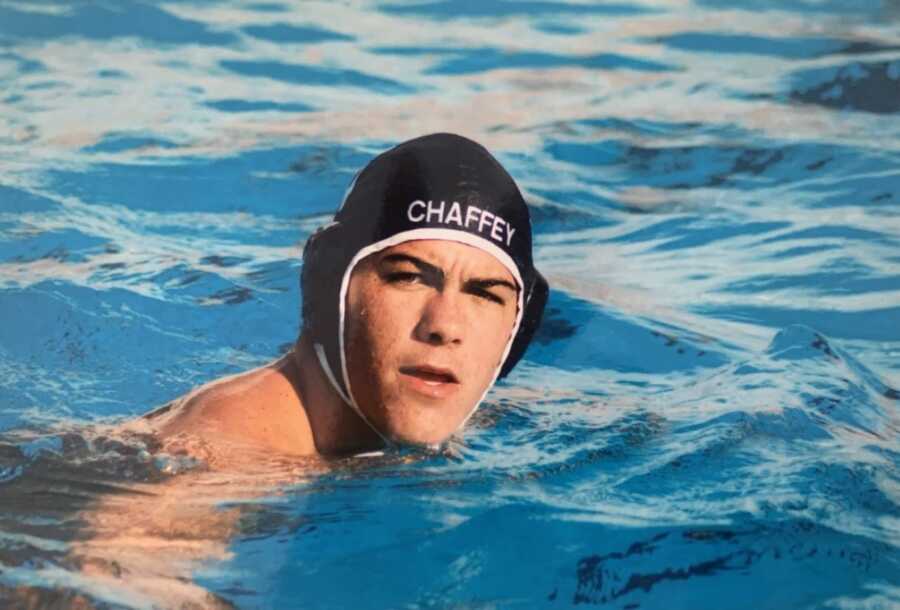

143,133,548,460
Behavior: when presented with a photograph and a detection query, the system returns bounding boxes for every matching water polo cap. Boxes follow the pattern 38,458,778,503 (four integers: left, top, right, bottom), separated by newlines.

301,133,548,440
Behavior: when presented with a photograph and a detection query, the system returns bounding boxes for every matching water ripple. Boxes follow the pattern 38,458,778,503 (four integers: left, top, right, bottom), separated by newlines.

1,0,899,607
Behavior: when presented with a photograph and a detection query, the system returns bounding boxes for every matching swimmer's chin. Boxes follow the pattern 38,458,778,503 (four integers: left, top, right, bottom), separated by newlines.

360,395,473,448
378,421,457,448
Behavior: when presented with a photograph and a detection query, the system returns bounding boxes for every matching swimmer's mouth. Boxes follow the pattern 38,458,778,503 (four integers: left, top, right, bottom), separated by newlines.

399,365,459,385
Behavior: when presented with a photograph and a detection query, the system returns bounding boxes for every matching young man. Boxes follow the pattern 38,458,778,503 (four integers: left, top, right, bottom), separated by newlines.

145,133,548,458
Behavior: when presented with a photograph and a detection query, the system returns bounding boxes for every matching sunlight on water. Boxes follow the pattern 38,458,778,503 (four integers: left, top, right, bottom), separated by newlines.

1,0,899,608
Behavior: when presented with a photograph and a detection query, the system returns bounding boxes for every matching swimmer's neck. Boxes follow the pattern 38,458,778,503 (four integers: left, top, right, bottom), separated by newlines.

291,333,384,456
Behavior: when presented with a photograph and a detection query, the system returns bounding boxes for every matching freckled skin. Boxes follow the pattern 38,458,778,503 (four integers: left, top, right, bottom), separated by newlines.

344,240,518,446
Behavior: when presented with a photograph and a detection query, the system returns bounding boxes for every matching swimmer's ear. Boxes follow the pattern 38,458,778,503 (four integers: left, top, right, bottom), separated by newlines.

499,270,548,378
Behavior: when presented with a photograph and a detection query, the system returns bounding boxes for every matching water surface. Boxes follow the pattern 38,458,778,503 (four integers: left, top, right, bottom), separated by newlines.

1,1,899,608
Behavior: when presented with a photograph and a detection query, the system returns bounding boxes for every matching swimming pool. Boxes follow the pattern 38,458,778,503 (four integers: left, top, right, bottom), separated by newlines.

1,0,899,608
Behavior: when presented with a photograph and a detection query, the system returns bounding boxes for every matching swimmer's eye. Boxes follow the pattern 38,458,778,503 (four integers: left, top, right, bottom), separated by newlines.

470,289,506,306
384,271,423,285
465,279,515,306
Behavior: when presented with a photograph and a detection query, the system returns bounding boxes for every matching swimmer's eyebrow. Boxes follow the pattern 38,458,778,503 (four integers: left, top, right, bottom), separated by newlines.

378,253,517,293
379,253,441,278
465,277,518,294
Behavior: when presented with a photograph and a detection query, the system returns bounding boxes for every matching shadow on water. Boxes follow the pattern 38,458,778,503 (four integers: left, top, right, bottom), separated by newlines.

790,60,900,115
529,290,731,375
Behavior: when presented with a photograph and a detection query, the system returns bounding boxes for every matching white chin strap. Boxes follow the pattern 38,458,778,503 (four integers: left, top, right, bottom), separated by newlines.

315,229,525,447
314,341,393,446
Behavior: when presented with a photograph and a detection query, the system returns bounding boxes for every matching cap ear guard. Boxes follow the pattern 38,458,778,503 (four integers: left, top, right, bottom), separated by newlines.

301,223,351,389
499,269,548,378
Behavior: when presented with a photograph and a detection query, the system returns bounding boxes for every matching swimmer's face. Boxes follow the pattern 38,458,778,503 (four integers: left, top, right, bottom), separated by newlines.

344,239,518,446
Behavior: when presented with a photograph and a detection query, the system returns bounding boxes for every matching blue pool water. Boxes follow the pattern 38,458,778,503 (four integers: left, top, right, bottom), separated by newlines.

1,1,899,608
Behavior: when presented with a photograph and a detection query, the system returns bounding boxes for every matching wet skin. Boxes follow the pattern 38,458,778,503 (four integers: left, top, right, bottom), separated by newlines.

345,239,519,446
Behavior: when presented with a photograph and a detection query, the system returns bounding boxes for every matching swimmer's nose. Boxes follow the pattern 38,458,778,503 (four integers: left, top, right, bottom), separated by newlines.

414,290,464,347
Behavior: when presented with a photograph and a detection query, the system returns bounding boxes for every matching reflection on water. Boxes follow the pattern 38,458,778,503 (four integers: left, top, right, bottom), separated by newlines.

0,422,389,609
1,0,899,608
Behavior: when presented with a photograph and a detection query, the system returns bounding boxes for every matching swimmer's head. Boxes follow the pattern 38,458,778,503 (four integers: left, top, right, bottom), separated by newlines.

301,133,548,446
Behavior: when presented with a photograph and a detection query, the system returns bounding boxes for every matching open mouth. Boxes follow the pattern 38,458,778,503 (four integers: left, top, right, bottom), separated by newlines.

399,365,459,386
398,364,461,400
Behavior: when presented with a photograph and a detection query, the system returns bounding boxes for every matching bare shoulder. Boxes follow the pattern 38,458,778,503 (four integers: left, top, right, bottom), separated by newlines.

147,359,316,457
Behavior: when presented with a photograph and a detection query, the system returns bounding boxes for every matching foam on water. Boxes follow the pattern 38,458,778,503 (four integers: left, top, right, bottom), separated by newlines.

1,0,899,608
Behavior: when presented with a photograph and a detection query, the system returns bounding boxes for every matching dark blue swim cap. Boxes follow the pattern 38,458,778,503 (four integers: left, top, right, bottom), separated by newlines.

301,133,547,428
